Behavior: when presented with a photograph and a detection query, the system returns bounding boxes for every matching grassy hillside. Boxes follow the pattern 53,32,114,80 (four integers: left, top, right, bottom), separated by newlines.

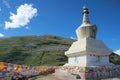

0,35,74,66
109,52,120,65
0,35,119,66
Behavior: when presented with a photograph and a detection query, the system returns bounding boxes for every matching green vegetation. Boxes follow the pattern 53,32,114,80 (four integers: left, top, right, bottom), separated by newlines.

0,35,119,66
109,52,120,65
0,35,74,66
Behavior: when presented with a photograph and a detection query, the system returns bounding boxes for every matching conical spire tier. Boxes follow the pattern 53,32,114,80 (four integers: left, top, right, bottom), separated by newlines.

82,6,90,24
76,6,97,40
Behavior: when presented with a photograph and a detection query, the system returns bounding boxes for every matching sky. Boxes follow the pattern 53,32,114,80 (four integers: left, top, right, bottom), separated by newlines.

0,0,120,51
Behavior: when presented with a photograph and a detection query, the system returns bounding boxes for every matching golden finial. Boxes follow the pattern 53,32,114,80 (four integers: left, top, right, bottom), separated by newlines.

83,5,89,14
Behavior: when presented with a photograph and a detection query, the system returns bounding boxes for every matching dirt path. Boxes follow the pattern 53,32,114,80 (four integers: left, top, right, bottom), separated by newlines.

34,74,61,80
35,71,79,80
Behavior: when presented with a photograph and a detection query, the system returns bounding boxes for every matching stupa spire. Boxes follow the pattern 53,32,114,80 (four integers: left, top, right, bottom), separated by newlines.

82,6,90,24
76,5,97,40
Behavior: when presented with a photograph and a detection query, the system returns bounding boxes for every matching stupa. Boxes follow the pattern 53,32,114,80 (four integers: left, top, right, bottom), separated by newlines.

64,6,112,67
55,6,120,80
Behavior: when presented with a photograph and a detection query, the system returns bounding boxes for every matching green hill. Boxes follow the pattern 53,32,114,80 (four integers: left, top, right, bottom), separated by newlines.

0,35,119,66
0,35,74,66
109,52,120,65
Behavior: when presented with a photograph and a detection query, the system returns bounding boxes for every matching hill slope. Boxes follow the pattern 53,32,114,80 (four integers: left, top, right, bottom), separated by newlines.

0,35,119,66
0,35,74,66
109,52,120,65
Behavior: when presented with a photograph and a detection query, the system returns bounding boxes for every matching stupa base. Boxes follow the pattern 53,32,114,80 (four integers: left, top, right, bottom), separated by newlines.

78,71,120,79
55,66,120,80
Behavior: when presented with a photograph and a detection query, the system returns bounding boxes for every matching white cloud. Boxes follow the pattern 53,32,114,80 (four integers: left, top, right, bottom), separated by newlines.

25,26,29,30
3,0,10,8
70,36,77,40
5,3,37,29
114,50,120,56
0,33,4,37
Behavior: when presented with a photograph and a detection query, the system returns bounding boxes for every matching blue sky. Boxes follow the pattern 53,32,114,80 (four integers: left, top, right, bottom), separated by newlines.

0,0,120,51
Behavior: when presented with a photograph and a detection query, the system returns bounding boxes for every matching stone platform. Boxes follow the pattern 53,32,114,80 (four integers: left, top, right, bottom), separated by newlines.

55,66,120,80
